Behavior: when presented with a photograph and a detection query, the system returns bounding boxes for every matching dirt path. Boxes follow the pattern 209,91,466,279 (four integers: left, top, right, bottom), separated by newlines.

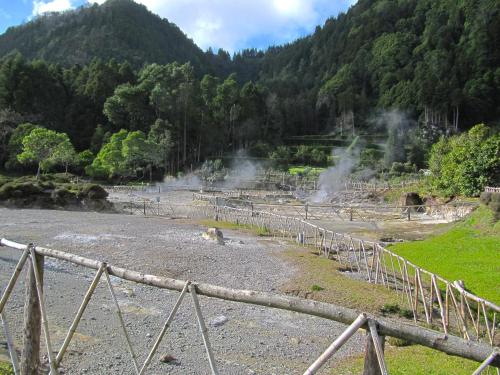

0,208,364,374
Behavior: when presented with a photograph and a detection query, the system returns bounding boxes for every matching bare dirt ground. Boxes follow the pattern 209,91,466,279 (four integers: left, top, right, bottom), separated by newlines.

0,207,364,374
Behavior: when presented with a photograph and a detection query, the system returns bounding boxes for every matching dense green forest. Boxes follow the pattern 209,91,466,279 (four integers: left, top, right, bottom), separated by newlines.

0,0,499,181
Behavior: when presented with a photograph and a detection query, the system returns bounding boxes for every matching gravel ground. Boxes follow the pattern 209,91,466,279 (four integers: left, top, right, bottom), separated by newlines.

0,207,364,374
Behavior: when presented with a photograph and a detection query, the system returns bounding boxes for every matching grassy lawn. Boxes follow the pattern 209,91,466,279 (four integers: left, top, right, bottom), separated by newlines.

332,345,479,375
288,166,326,176
278,246,401,314
388,206,500,303
0,362,13,375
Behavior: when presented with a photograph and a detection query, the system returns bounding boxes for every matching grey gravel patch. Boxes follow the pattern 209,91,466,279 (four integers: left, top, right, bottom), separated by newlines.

0,206,364,374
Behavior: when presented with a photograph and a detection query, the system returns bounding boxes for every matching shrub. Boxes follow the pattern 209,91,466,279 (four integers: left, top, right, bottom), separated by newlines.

387,337,412,347
429,124,499,197
311,284,324,292
80,184,108,199
380,303,400,315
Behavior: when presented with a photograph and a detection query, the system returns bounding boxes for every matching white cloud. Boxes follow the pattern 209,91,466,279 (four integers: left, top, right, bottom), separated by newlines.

87,0,355,52
32,0,74,16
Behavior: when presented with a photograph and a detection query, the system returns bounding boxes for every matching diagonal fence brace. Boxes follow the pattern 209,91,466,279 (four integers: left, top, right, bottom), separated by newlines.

368,319,388,375
472,350,499,375
29,244,59,375
304,313,367,375
54,263,106,367
104,266,140,374
1,312,20,375
0,247,30,314
190,284,219,375
139,280,191,375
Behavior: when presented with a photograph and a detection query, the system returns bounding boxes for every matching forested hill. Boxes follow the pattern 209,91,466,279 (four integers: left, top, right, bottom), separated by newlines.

0,0,499,175
257,0,500,134
0,0,211,71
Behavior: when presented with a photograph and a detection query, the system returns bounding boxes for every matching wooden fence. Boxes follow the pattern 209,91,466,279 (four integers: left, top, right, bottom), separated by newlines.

0,239,498,374
118,198,498,348
192,192,476,222
485,187,500,193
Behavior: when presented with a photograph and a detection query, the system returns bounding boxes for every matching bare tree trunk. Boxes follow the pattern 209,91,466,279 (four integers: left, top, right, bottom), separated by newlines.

36,163,41,180
21,253,44,375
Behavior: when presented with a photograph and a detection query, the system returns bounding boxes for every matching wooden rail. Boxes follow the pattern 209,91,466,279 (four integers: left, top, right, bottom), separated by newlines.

0,238,499,374
192,192,476,222
123,200,498,347
485,187,500,193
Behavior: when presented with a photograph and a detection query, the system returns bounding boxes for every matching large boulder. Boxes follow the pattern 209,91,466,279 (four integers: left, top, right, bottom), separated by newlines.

202,228,224,244
399,192,423,207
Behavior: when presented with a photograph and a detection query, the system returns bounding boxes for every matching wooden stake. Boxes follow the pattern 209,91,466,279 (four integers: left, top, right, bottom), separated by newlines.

28,246,58,375
190,284,219,375
364,320,388,375
139,281,190,374
304,313,367,375
472,351,499,375
431,275,447,335
20,246,42,375
55,264,105,366
104,267,140,374
0,248,30,314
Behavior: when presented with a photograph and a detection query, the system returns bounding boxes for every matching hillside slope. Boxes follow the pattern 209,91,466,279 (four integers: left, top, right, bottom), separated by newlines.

0,0,209,70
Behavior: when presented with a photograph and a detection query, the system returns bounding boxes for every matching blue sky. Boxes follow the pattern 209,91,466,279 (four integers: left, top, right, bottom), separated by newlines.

0,0,357,53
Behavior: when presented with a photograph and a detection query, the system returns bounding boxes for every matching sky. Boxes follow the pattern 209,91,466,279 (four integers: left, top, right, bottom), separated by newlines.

0,0,357,53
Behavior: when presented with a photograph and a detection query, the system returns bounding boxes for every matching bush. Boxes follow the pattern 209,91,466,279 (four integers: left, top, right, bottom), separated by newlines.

269,146,292,170
311,284,324,292
380,303,400,315
429,124,499,197
0,181,43,199
80,184,108,199
387,337,412,347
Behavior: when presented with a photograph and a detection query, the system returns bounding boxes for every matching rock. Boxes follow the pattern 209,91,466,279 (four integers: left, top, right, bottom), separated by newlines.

210,315,229,327
202,227,224,244
399,192,423,208
159,354,177,364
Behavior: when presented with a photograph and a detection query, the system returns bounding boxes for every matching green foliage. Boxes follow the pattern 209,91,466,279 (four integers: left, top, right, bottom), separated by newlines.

0,0,499,176
0,362,13,375
87,129,161,180
17,128,74,177
269,146,292,170
5,122,42,170
429,124,499,196
0,0,209,70
77,150,94,170
311,284,324,292
87,129,129,179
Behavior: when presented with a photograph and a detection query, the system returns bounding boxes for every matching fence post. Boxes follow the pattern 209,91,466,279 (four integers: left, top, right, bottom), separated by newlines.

20,246,44,375
362,329,386,375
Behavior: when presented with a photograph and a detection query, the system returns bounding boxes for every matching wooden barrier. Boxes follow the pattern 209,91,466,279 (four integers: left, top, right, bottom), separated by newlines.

485,187,500,193
192,192,477,223
159,203,498,346
1,238,499,373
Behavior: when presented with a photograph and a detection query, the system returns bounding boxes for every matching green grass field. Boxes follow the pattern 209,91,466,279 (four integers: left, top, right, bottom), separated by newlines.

388,206,500,303
0,362,13,375
332,345,479,375
288,166,326,176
